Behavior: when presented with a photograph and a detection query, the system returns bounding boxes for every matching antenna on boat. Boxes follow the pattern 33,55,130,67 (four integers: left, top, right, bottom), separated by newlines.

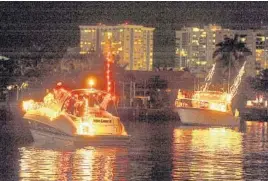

227,55,231,93
113,96,119,116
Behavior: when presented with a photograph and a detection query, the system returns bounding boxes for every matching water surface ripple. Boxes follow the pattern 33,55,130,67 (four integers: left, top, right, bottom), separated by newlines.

2,121,268,180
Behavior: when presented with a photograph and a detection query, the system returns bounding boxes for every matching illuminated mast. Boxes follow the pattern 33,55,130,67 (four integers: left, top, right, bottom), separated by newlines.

230,61,247,100
202,63,216,91
105,33,114,94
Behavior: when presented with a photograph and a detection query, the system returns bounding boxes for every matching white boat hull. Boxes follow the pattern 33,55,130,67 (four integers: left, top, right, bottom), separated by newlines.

175,107,240,126
30,129,130,147
30,129,74,146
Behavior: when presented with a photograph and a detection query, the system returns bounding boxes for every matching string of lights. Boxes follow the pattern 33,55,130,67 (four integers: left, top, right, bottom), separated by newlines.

105,34,114,94
230,61,247,100
202,63,216,91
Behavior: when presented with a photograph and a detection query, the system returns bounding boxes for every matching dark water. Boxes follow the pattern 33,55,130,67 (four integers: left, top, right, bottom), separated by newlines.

2,121,268,181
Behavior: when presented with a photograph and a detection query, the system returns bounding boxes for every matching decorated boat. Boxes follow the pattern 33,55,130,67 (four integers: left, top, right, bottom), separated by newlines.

22,83,129,146
174,61,246,127
174,90,240,126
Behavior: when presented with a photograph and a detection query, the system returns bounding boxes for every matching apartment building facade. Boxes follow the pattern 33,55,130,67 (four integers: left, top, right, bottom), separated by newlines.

175,24,222,71
175,24,268,76
79,24,155,71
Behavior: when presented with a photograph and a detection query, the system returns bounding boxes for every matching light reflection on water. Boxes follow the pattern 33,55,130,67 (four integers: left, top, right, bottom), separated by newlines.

19,146,128,181
14,121,268,180
172,127,243,180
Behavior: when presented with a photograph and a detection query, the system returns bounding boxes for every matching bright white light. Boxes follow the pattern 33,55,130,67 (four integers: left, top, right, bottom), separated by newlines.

7,85,13,90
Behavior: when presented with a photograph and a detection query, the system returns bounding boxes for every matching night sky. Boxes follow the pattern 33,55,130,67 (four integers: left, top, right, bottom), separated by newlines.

1,1,268,52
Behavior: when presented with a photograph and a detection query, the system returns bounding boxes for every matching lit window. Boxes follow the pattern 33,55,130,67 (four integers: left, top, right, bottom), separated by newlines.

193,28,199,32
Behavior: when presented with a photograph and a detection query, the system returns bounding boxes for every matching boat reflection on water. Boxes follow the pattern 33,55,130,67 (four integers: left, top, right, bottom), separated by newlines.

172,127,243,180
19,145,128,181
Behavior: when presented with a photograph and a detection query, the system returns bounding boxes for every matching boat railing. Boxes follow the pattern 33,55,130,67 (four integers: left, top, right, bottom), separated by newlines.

175,97,231,112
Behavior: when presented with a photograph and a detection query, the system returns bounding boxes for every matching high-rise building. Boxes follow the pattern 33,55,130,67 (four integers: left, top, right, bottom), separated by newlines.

175,24,268,76
215,28,268,76
175,24,222,71
246,28,268,72
79,24,155,71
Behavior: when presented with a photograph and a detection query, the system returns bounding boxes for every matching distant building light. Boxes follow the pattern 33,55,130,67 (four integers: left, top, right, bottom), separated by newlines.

193,28,199,32
241,37,246,42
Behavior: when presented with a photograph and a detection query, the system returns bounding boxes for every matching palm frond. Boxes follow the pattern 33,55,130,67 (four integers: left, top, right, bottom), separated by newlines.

241,47,252,55
213,48,222,58
239,34,247,38
216,41,224,47
233,34,239,43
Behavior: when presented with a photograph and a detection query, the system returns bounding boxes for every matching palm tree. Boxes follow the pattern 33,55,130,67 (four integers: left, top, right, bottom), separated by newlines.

212,34,252,88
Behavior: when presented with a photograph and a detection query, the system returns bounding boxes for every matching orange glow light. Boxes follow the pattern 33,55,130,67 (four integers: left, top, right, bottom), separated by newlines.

22,100,35,111
88,79,95,88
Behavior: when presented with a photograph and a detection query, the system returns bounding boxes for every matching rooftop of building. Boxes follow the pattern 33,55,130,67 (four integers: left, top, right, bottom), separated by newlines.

79,23,155,30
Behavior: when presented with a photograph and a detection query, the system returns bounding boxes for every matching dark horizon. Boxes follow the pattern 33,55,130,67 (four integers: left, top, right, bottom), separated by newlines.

1,1,268,51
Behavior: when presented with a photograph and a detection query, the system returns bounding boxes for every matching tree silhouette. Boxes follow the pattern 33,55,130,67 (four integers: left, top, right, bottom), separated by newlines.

212,34,252,87
146,76,168,108
250,69,268,91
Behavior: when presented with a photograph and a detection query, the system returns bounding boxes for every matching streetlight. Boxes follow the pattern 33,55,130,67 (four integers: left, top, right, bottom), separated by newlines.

7,82,29,101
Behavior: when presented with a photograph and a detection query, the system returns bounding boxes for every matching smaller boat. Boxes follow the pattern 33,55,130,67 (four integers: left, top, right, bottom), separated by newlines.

174,90,240,126
174,61,247,127
22,84,129,146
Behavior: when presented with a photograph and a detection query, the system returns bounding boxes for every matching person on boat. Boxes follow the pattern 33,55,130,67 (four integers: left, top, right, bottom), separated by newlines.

73,96,84,117
177,89,185,99
176,89,184,107
65,97,76,115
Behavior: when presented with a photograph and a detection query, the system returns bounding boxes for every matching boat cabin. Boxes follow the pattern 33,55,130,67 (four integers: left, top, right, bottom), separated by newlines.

175,90,232,112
